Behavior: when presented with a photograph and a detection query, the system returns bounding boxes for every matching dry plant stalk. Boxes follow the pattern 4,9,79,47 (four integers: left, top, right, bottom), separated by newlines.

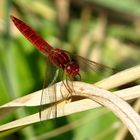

0,65,140,139
114,98,140,140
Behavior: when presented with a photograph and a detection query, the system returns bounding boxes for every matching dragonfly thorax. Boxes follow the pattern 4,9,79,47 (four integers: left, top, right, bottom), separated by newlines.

48,48,70,68
48,48,79,77
65,62,80,77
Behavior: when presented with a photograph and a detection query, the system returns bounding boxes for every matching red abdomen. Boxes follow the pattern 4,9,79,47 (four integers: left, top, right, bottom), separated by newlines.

10,16,52,54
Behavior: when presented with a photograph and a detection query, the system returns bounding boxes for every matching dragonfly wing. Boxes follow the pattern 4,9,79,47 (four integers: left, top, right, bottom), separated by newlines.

64,50,115,73
75,55,114,73
40,58,59,121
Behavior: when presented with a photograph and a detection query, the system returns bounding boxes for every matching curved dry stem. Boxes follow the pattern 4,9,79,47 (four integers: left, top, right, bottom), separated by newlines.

0,82,140,139
0,65,140,139
114,98,140,140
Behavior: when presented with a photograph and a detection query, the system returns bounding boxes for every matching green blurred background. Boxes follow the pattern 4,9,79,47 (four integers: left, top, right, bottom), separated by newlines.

0,0,140,140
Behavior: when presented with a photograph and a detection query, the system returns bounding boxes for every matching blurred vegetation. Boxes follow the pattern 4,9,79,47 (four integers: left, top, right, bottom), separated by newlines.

0,0,140,140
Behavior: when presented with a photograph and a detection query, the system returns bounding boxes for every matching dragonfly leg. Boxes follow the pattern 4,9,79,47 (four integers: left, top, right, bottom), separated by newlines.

65,75,74,98
61,71,71,96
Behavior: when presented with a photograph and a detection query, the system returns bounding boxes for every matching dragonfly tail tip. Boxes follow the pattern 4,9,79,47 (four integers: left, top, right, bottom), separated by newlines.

10,15,16,21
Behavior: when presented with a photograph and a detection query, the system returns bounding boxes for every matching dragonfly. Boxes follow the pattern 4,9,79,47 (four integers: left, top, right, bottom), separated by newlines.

10,15,113,120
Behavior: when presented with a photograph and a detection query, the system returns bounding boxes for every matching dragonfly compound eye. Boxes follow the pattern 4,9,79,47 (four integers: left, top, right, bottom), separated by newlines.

65,62,80,77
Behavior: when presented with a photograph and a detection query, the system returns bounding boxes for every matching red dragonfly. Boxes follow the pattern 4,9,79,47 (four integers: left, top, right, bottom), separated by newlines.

10,15,113,120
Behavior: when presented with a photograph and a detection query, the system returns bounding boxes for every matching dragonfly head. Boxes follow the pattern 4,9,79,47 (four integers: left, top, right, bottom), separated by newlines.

65,62,80,77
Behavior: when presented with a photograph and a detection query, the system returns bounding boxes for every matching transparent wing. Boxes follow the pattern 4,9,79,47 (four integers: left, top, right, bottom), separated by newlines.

39,58,60,121
64,50,116,73
74,55,115,73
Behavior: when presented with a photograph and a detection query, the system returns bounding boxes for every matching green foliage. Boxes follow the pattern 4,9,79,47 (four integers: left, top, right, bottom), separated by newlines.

0,0,139,139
